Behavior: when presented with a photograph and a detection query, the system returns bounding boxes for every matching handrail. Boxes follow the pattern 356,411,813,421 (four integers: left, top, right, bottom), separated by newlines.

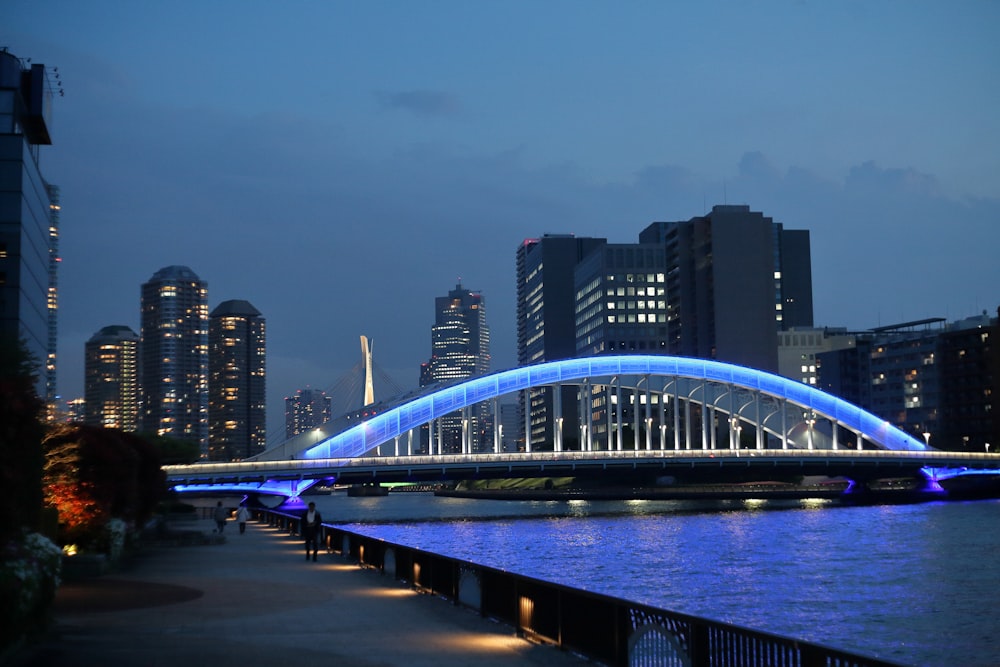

254,508,904,667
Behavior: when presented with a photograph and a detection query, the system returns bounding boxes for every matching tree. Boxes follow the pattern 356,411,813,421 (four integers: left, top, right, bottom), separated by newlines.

43,424,167,547
143,433,201,465
0,336,45,543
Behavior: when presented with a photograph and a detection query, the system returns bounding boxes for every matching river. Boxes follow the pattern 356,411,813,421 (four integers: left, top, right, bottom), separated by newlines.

277,493,1000,666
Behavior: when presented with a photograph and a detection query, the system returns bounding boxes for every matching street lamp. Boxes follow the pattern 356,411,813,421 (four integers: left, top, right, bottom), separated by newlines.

923,432,931,448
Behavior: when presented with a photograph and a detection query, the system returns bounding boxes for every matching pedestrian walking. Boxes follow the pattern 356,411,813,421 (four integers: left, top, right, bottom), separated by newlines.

301,501,323,561
213,501,228,533
235,505,250,534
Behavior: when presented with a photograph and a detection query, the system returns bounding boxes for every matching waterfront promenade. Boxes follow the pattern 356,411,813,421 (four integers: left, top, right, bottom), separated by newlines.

9,518,587,667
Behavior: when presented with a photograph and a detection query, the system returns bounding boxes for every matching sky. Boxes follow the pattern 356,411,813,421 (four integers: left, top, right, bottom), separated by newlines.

3,1,998,444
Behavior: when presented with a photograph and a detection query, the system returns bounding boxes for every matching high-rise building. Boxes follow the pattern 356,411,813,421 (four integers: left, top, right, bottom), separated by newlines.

817,311,1000,451
84,325,139,431
516,235,605,450
140,265,209,455
208,299,266,461
573,243,669,449
0,50,59,401
516,206,813,450
419,283,491,453
639,204,813,372
285,388,332,439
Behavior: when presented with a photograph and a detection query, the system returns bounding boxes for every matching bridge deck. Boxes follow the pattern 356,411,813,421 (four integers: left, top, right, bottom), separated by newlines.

167,449,1000,488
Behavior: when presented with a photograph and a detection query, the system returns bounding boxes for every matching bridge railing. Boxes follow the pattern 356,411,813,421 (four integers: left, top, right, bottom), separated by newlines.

253,507,904,667
167,447,1000,479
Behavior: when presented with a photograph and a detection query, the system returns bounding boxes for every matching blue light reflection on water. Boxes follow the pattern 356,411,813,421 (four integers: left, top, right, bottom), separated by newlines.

296,494,1000,667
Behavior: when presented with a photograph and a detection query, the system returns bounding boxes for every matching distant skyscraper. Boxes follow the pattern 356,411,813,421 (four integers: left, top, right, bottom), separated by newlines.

84,325,139,431
420,283,491,453
0,50,59,401
140,265,209,454
285,388,332,439
208,299,266,461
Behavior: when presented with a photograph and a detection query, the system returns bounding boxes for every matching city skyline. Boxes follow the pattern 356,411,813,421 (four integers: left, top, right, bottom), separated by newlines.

2,2,998,442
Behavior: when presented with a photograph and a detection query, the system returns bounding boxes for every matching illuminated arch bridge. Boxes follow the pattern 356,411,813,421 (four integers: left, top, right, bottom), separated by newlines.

169,355,946,497
297,354,926,459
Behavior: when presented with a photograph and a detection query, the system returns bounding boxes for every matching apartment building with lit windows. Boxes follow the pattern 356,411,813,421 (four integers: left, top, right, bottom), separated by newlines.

84,325,139,431
208,299,266,461
285,388,332,439
817,312,1000,451
140,265,209,455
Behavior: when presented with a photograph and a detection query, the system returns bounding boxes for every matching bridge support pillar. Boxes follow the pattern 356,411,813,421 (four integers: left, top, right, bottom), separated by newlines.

755,390,764,450
615,379,623,451
684,393,692,450
493,397,501,453
524,389,532,453
781,399,789,450
673,381,681,450
582,379,593,452
553,383,563,452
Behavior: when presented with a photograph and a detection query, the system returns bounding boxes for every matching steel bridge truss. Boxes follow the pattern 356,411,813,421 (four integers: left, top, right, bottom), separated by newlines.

296,355,926,462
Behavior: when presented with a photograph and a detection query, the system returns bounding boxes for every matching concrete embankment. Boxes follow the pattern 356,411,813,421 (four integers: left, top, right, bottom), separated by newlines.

9,518,587,667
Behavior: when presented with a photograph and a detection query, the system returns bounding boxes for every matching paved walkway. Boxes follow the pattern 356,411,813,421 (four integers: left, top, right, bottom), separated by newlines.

10,518,589,667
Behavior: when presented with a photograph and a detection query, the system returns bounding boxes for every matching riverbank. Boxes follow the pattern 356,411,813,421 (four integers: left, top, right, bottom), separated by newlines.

7,518,587,667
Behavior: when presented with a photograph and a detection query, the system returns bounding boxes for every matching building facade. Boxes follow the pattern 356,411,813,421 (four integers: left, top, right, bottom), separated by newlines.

516,235,606,450
639,204,813,372
208,299,266,461
0,50,59,402
285,388,333,439
419,283,491,453
84,325,139,431
817,312,999,451
140,265,209,455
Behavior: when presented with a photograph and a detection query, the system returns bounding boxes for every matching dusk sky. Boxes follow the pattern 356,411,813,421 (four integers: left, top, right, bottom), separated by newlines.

4,1,998,444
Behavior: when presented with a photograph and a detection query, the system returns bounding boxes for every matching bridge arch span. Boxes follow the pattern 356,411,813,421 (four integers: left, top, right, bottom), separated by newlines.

297,355,927,461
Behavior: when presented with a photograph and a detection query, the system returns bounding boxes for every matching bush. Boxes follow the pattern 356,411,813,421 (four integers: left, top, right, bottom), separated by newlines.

0,531,62,649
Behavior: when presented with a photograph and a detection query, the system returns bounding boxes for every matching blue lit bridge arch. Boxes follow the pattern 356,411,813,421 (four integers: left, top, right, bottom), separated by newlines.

278,354,926,462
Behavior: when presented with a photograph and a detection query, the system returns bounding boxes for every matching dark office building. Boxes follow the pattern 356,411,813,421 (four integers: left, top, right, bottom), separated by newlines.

0,50,59,402
937,312,999,452
208,299,266,461
140,265,209,455
640,205,813,372
516,234,606,450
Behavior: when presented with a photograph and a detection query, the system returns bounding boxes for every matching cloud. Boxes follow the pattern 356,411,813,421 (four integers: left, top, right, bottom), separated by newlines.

374,89,460,117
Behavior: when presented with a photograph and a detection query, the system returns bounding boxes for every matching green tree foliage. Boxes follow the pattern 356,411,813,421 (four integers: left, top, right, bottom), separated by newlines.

0,336,45,543
43,424,167,546
143,432,201,465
